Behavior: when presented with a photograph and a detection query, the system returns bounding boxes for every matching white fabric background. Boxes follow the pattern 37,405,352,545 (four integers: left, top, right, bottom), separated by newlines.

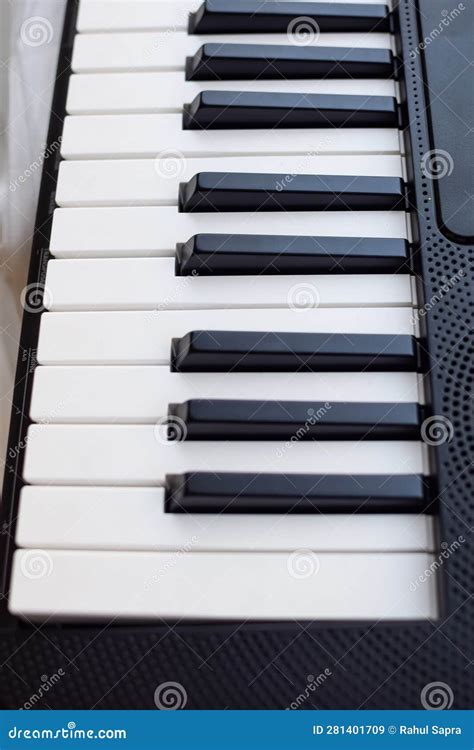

0,0,65,484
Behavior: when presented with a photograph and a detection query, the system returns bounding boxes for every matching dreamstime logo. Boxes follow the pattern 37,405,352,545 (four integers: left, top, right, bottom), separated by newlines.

21,670,66,710
20,550,53,580
154,682,187,710
287,549,320,579
409,4,465,58
20,283,52,313
288,283,320,311
420,681,454,710
409,535,464,591
286,670,332,710
154,416,188,444
421,149,454,180
20,16,54,47
154,150,187,179
287,17,320,45
420,415,454,446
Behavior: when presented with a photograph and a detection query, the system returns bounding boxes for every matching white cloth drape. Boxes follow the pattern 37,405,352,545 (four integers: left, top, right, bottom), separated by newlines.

0,0,65,489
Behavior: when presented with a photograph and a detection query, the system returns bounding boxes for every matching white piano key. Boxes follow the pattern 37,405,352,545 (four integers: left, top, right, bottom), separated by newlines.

16,486,435,552
37,308,417,365
50,207,409,258
77,0,198,32
23,425,426,485
77,0,390,34
56,154,403,207
61,115,400,160
67,72,398,115
9,549,438,621
30,367,422,423
72,32,392,74
45,258,414,311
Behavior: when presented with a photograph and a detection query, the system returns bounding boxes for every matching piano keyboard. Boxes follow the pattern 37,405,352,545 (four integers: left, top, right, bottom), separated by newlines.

9,0,441,624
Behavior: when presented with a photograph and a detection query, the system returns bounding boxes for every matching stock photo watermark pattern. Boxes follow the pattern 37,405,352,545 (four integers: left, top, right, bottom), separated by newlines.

0,0,471,732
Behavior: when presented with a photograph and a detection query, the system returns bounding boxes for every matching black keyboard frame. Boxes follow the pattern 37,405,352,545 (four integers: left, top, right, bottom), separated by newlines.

0,0,472,709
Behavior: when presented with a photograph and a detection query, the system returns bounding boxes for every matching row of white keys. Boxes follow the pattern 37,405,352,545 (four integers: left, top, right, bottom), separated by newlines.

67,73,397,115
77,0,389,34
16,486,433,553
56,154,403,207
44,258,415,311
49,208,409,258
37,308,417,365
72,32,392,74
77,0,200,32
10,548,438,621
30,367,422,423
23,425,426,485
60,116,401,159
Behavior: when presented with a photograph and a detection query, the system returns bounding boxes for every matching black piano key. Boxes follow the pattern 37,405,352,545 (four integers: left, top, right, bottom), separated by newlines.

179,173,405,213
169,400,423,440
165,473,429,514
176,234,410,275
183,91,399,129
189,1,390,34
186,44,395,81
171,331,420,372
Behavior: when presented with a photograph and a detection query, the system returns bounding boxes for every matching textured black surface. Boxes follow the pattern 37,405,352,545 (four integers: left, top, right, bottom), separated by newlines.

0,0,472,710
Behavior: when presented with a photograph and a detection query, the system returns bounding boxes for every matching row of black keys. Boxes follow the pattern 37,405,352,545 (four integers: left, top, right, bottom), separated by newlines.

168,400,423,439
177,234,410,274
189,2,391,34
180,175,405,212
165,473,431,514
172,332,423,371
186,45,396,81
184,91,399,129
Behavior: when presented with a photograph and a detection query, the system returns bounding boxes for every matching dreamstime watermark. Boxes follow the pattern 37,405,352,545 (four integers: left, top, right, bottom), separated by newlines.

146,270,198,321
20,282,53,313
144,538,198,590
421,681,454,710
8,398,71,460
286,670,332,709
410,536,465,591
288,282,320,311
276,403,332,458
9,138,61,193
409,5,465,58
275,144,334,192
154,415,188,444
411,269,465,323
20,550,54,580
420,415,454,446
21,670,66,710
154,149,187,179
154,682,188,710
421,149,454,180
287,549,320,579
287,17,320,46
20,16,54,47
